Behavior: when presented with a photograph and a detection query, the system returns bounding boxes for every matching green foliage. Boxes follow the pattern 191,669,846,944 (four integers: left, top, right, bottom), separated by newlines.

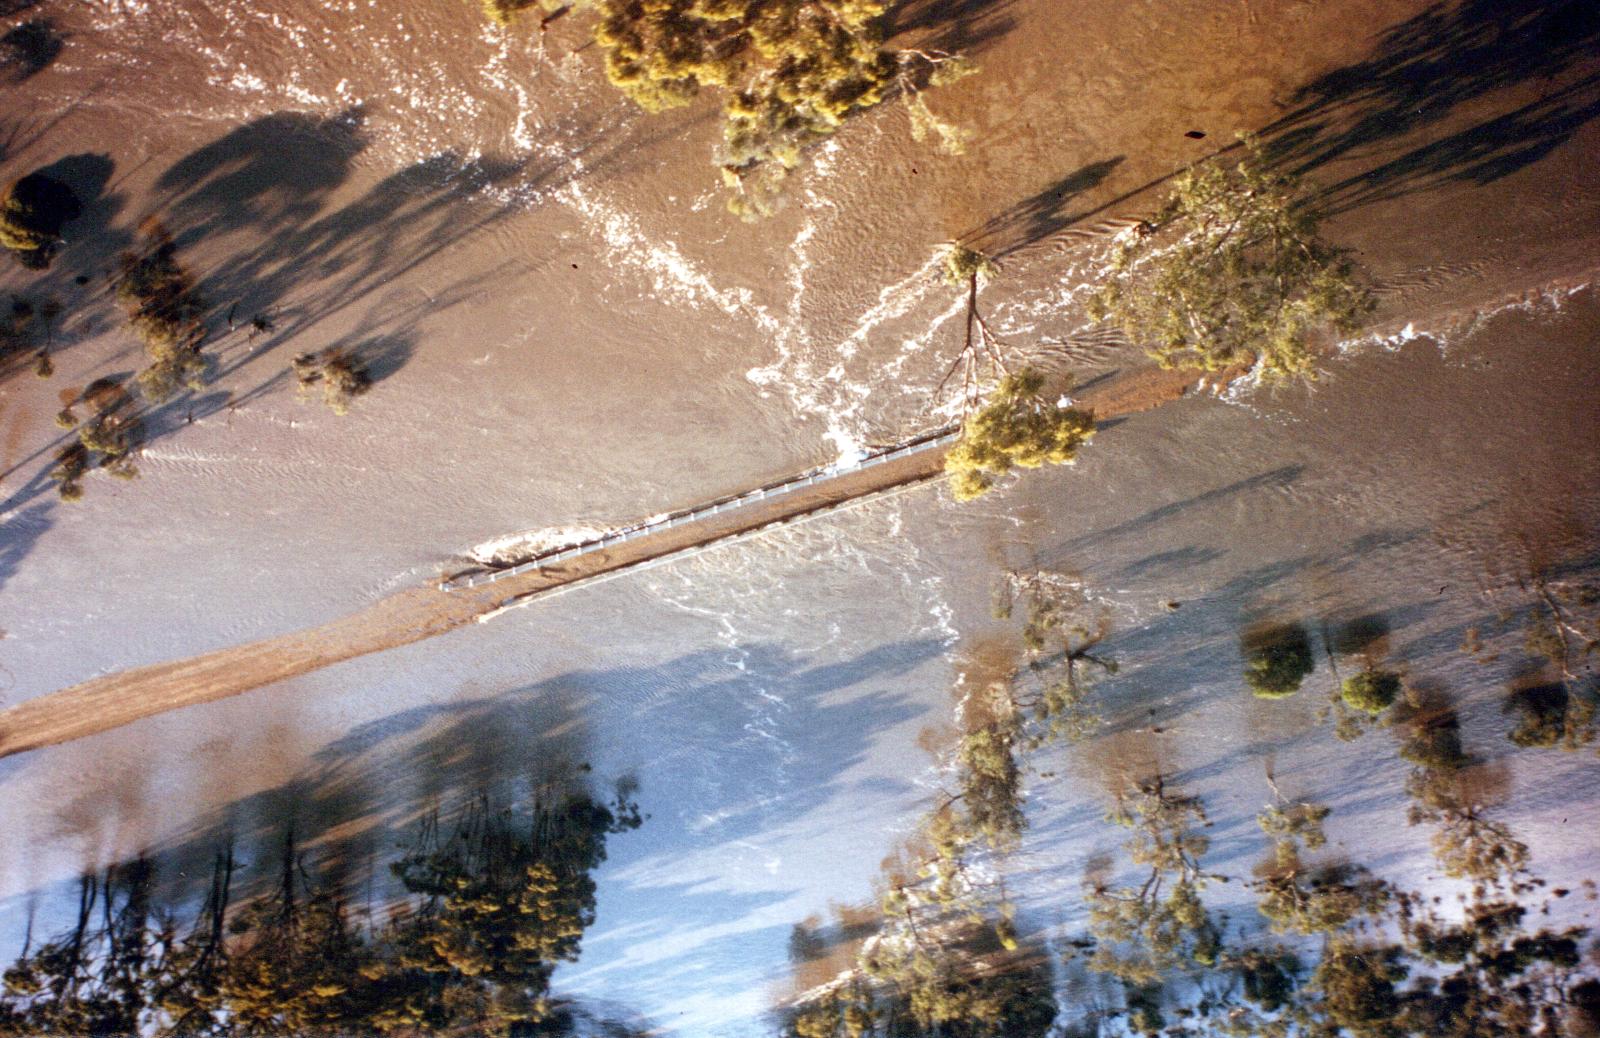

48,377,143,500
1257,799,1329,865
952,723,1025,853
1087,777,1217,983
1395,703,1530,887
293,349,371,415
1341,668,1402,715
1395,895,1589,1038
591,0,932,216
1407,767,1530,887
942,244,998,287
1242,624,1315,699
1504,683,1595,750
375,788,640,1035
1255,861,1389,937
788,982,875,1038
0,172,80,269
1253,790,1391,938
1397,707,1467,772
116,224,207,402
944,370,1095,501
0,773,640,1038
1236,949,1300,1013
994,570,1118,746
1090,139,1374,380
1310,940,1409,1038
480,1,969,216
856,915,1054,1038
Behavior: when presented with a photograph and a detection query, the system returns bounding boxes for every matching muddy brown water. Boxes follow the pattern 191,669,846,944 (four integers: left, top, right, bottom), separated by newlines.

0,0,1597,1033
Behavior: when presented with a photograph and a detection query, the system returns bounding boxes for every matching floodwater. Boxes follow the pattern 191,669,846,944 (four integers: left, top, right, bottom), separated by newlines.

0,0,1597,1035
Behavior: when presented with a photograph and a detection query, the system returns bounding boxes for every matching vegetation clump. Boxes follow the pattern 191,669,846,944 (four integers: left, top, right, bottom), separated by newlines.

293,348,371,415
0,172,81,270
1341,667,1402,715
992,570,1117,745
49,377,143,500
1089,140,1374,380
116,223,208,402
1085,776,1219,983
1504,682,1595,751
944,370,1094,501
1242,623,1315,699
479,0,973,217
1395,699,1530,888
0,772,641,1037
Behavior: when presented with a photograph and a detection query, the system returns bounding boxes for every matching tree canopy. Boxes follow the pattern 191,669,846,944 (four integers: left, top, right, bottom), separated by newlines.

1089,141,1374,380
944,370,1095,502
478,0,972,217
0,172,81,270
116,223,208,403
1242,623,1316,699
0,777,641,1038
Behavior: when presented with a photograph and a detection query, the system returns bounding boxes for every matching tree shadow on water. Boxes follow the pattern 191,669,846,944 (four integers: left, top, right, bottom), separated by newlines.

0,636,940,1032
0,500,49,596
0,151,124,381
0,18,62,84
1261,0,1600,212
888,0,1018,57
962,156,1126,258
144,109,541,401
5,637,939,916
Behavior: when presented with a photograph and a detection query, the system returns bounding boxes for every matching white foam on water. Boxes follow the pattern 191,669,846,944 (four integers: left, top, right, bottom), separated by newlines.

558,181,783,337
1339,277,1593,359
469,524,615,566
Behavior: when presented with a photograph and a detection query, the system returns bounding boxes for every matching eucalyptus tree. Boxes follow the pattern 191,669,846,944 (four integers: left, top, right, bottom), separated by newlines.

478,0,974,217
1089,140,1374,380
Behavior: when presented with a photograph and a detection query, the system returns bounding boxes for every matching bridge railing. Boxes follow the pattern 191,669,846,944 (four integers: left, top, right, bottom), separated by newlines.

438,427,960,592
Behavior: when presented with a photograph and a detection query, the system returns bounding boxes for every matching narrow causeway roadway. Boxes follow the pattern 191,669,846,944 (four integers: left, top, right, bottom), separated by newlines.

0,363,1215,758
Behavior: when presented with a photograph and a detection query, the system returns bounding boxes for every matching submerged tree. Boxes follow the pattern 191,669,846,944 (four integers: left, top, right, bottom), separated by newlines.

1253,787,1389,938
935,245,1005,413
376,784,641,1035
1341,668,1402,716
992,570,1118,746
855,914,1054,1038
928,246,1098,503
1242,623,1315,699
0,771,641,1038
1089,140,1374,380
1086,775,1220,983
51,376,144,499
1306,938,1410,1038
1393,696,1530,890
116,223,208,402
1522,576,1599,686
0,171,81,270
1394,894,1587,1038
1506,575,1599,752
293,349,371,415
1503,681,1596,751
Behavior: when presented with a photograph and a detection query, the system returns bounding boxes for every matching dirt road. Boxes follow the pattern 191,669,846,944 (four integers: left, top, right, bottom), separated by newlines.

0,363,1210,759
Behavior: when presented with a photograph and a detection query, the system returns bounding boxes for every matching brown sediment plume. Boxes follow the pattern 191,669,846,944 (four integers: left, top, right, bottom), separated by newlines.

0,364,1227,759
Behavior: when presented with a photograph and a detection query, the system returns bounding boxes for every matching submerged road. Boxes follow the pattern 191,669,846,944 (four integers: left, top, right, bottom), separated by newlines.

0,363,1213,758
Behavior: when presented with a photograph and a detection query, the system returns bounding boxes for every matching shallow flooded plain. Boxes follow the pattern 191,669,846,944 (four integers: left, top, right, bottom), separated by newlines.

0,0,1597,1035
